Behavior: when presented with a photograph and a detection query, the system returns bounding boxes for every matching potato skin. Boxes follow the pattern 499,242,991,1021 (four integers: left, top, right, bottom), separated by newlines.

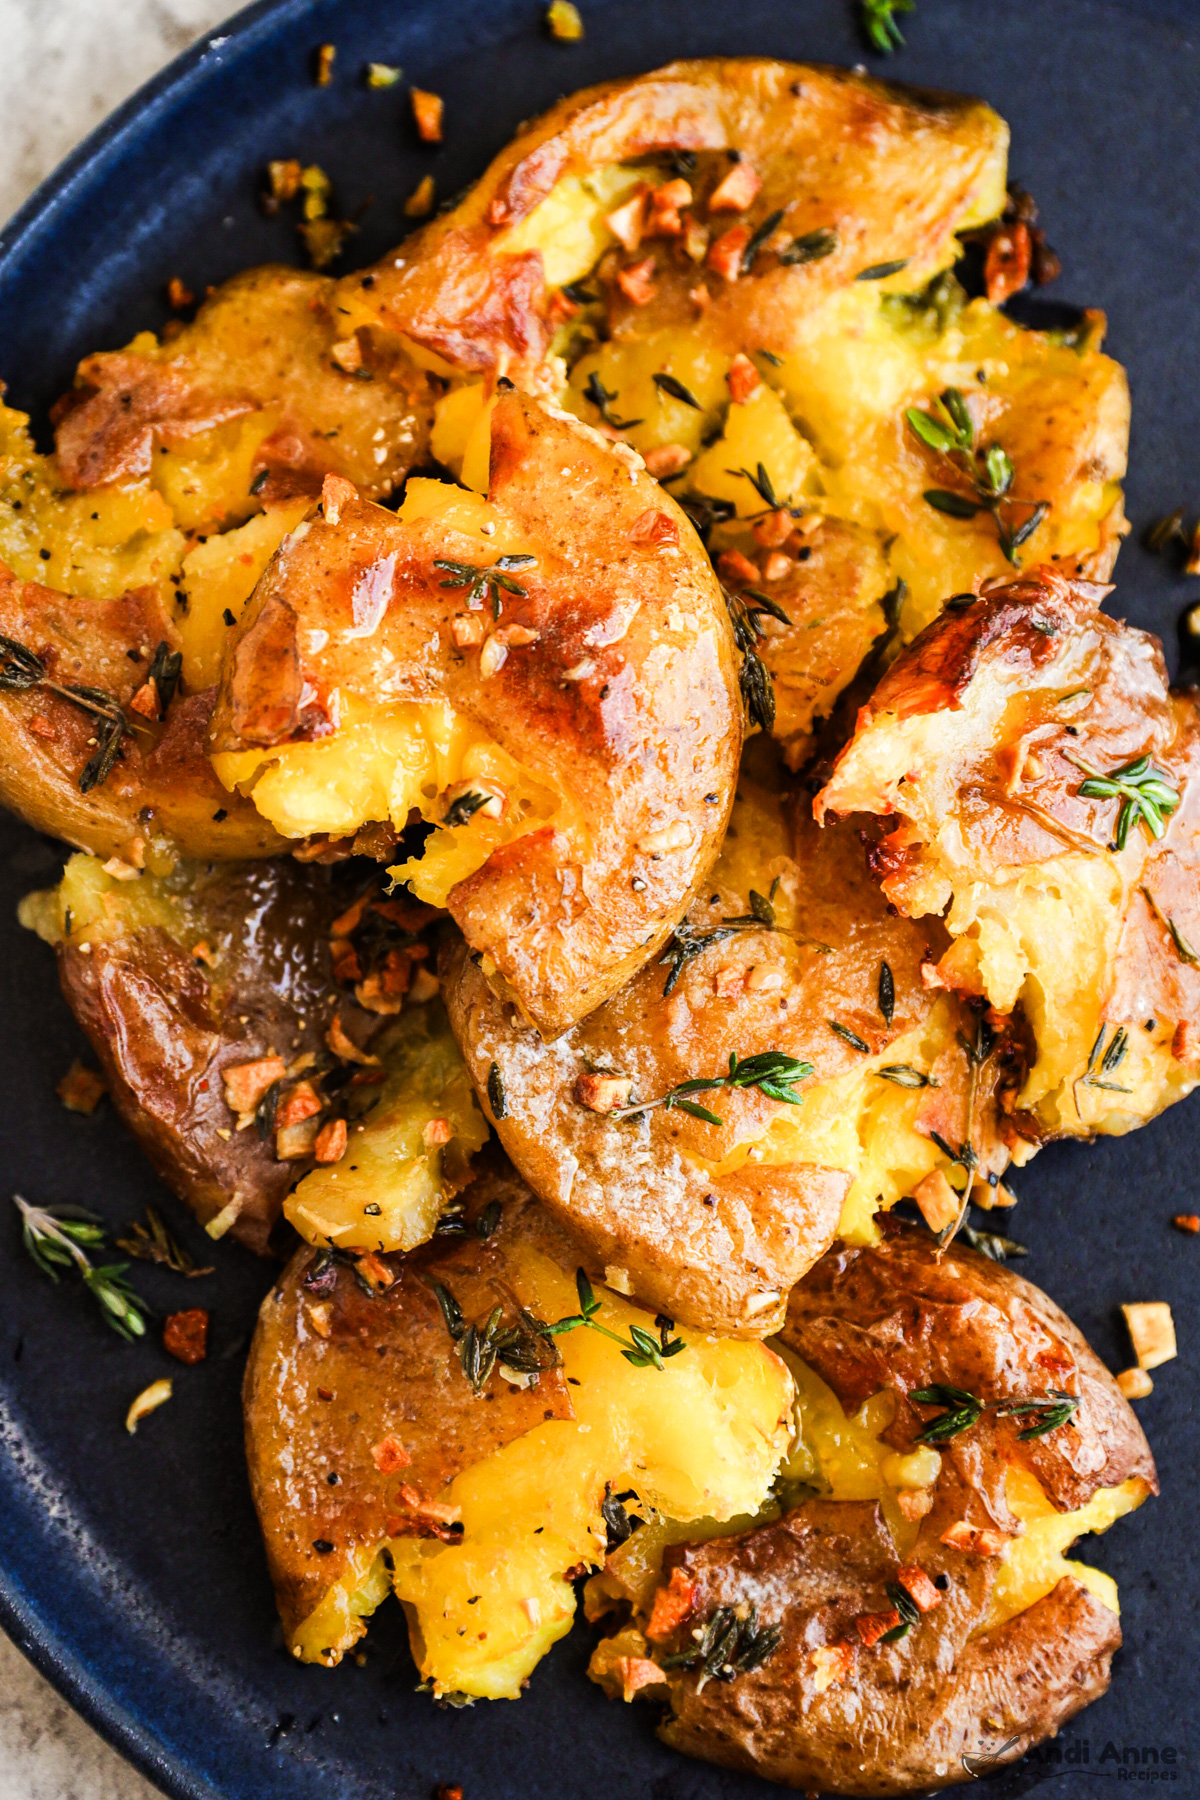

52,266,434,509
212,391,742,1037
443,786,1027,1335
344,59,1006,385
55,859,351,1251
644,1225,1156,1793
817,569,1200,1139
243,1164,576,1644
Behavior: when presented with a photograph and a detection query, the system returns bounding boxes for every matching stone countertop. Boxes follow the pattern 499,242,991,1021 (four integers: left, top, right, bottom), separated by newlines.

0,9,238,1794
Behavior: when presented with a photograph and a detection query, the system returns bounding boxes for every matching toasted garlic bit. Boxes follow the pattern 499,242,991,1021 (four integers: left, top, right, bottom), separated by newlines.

314,1118,348,1164
604,1265,633,1295
912,1168,960,1234
326,1012,379,1066
636,821,692,856
101,855,141,881
727,352,761,403
940,1521,1011,1556
422,1117,452,1147
545,0,584,39
371,1434,412,1473
330,335,363,374
125,1378,172,1435
1117,1367,1154,1400
709,160,762,212
222,1056,285,1117
306,1302,333,1339
410,87,444,143
409,965,440,1004
743,1288,782,1317
1171,1212,1200,1233
810,1643,854,1693
479,636,508,678
574,1072,634,1113
641,442,691,479
56,1060,107,1115
205,1193,246,1240
753,509,793,548
1122,1300,1177,1370
404,174,436,218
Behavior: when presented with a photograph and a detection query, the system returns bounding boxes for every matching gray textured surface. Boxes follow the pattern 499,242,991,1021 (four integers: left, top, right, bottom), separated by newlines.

0,5,236,1792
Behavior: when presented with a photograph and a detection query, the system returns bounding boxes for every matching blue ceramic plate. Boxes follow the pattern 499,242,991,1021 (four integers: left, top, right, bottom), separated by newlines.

0,3,1197,1795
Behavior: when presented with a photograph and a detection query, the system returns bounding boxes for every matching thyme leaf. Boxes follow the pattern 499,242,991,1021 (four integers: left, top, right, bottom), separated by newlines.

727,461,779,509
829,1019,870,1053
739,209,785,274
856,258,909,280
722,585,788,732
874,1064,929,1089
906,389,1049,563
661,1602,782,1684
878,960,895,1027
582,371,643,431
1141,884,1199,964
1071,753,1181,850
115,1203,213,1276
15,1195,150,1340
443,789,490,828
0,632,132,792
913,1382,1079,1443
911,1382,982,1442
487,1061,508,1119
779,227,838,265
861,0,915,54
658,893,779,997
608,1050,813,1128
652,372,703,410
433,555,537,617
961,1224,1028,1263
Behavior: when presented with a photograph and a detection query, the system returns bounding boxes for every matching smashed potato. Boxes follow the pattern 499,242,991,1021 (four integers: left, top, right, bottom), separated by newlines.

51,266,433,518
243,1164,795,1698
444,743,1029,1334
211,391,741,1036
589,1222,1156,1794
21,853,481,1252
818,569,1200,1142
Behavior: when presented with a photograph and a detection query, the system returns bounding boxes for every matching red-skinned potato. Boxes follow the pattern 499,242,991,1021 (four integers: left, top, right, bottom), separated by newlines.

243,1159,795,1698
817,569,1200,1144
19,853,481,1253
442,744,1030,1335
589,1221,1157,1794
210,390,742,1037
338,60,1007,388
0,562,281,860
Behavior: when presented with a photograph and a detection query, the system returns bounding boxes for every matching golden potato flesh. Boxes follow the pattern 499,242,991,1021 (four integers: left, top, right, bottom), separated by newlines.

210,390,742,1037
587,1223,1156,1795
443,741,1030,1335
21,852,484,1252
51,266,434,517
243,1164,795,1699
818,570,1200,1143
339,59,1008,387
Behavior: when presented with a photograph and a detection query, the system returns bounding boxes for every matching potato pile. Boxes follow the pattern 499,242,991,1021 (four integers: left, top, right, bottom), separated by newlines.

7,56,1187,1795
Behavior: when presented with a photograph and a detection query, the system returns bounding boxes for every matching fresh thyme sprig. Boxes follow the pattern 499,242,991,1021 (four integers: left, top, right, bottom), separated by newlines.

431,1266,686,1392
442,789,490,828
727,461,780,510
608,1050,813,1128
1068,753,1180,850
905,388,1049,564
660,1602,782,1686
1077,1023,1132,1095
912,1381,1080,1444
115,1203,212,1276
15,1195,150,1340
961,1223,1028,1263
1141,884,1199,964
582,371,643,431
659,886,782,997
543,1268,687,1368
723,584,790,732
861,0,915,54
433,554,537,619
0,633,135,792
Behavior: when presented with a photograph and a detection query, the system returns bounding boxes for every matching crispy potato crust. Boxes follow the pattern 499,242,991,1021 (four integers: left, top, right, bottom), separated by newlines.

817,569,1200,1138
55,859,353,1251
0,562,281,858
443,774,1027,1334
212,392,741,1036
344,60,1006,385
244,1164,576,1642
627,1226,1156,1793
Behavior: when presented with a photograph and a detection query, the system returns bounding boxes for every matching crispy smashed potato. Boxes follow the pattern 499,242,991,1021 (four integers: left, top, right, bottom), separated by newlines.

243,1164,795,1698
21,853,483,1252
51,266,433,517
0,560,281,859
818,569,1200,1143
334,56,1124,763
444,743,1028,1334
211,391,741,1036
339,59,1008,387
588,1223,1156,1794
